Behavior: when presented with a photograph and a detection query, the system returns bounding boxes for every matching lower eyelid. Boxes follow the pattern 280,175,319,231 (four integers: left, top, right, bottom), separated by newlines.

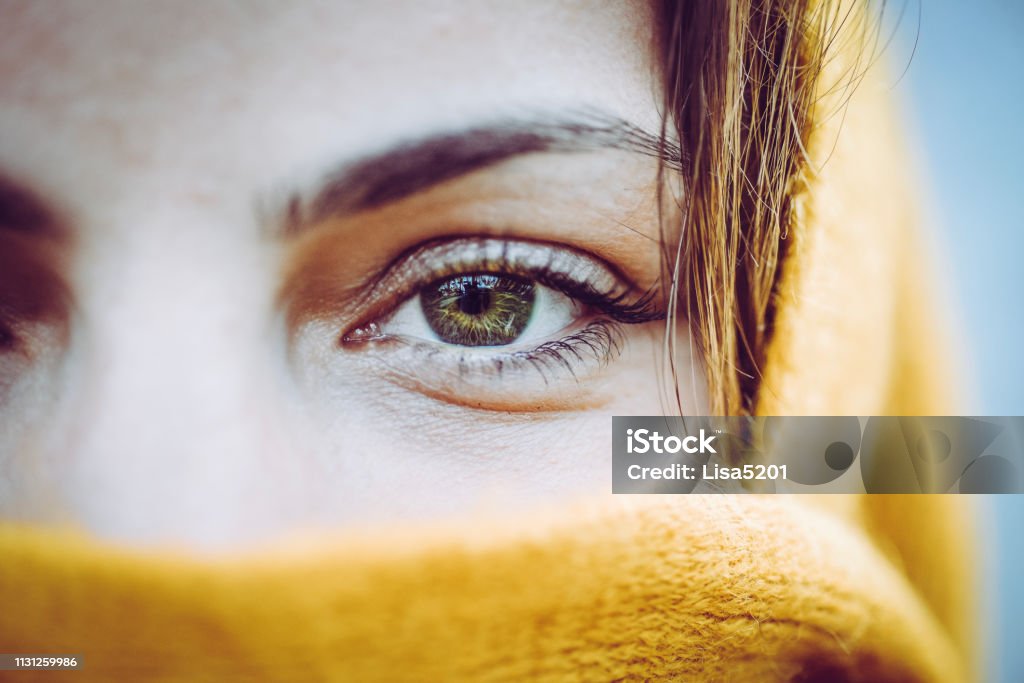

341,319,628,411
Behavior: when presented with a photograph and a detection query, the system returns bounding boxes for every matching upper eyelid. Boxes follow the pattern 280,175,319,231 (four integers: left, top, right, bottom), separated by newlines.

345,237,635,331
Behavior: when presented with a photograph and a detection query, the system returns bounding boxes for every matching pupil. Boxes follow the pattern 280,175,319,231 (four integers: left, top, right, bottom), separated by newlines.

458,285,491,316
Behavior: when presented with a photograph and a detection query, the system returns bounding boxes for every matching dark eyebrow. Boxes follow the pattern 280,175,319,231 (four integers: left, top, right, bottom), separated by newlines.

282,113,682,236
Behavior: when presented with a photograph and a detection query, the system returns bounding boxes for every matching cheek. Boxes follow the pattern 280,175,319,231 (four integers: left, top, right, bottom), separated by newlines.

282,321,705,522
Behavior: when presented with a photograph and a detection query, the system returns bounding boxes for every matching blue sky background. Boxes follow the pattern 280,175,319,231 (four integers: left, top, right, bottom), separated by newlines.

886,2,1023,680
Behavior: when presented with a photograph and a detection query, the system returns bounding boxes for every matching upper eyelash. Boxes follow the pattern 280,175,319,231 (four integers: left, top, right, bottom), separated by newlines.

344,236,665,338
527,270,664,325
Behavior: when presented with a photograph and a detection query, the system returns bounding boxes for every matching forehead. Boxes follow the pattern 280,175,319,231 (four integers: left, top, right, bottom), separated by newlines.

0,1,658,197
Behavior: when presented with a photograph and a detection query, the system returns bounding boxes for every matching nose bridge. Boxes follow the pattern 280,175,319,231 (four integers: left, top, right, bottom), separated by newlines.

78,232,266,451
56,216,291,543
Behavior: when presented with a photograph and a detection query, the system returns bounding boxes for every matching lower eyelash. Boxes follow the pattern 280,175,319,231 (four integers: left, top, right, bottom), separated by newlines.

510,319,624,384
387,319,626,385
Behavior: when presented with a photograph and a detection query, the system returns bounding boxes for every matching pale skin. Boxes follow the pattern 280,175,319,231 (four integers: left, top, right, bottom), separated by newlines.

0,1,705,548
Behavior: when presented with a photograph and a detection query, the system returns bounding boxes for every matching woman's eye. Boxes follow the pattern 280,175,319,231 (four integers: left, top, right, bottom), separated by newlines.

392,273,582,348
331,238,664,406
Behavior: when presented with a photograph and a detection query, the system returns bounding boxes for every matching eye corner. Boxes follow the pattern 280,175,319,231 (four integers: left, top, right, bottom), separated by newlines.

340,320,387,346
0,322,15,352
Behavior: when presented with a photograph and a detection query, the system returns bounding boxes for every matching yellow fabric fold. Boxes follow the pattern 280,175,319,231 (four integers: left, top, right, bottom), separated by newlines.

0,496,971,682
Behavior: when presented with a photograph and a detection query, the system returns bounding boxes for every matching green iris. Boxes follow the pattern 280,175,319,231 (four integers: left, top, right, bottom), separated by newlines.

420,274,535,346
